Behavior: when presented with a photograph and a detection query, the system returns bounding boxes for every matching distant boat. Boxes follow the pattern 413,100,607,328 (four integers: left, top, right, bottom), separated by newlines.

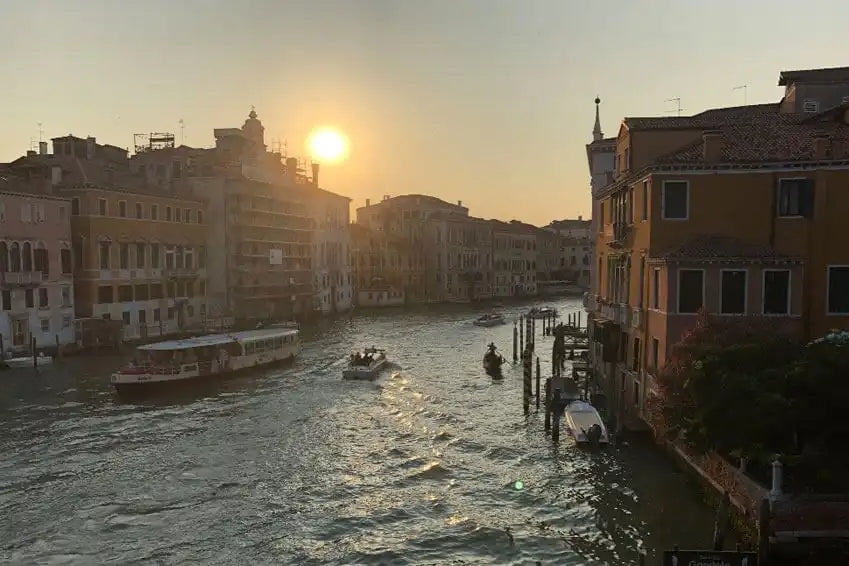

528,306,558,319
473,313,505,327
563,400,609,445
343,347,388,380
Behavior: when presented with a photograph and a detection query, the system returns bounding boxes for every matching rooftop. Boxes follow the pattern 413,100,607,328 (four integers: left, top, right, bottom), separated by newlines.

778,65,849,86
623,103,778,132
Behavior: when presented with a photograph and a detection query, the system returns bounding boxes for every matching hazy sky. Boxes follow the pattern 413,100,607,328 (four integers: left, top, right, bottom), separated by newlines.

3,0,848,225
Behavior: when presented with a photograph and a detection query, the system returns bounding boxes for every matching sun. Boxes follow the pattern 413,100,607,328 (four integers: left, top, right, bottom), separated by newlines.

307,128,349,163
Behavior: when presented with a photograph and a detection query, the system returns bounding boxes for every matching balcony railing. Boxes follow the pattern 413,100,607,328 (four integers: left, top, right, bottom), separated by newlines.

162,267,203,278
604,222,631,247
0,271,45,286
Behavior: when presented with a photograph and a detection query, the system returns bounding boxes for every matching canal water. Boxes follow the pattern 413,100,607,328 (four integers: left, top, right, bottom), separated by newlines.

1,298,722,565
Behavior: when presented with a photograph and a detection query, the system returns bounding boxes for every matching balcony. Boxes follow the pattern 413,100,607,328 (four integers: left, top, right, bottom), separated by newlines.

604,222,631,248
162,267,204,279
0,271,45,287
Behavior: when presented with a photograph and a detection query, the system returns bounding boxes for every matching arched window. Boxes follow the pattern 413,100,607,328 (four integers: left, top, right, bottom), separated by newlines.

22,242,32,272
0,242,7,273
9,242,21,272
34,242,49,275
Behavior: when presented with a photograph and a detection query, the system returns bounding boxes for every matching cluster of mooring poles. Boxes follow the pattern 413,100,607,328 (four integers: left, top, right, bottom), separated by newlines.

513,309,592,443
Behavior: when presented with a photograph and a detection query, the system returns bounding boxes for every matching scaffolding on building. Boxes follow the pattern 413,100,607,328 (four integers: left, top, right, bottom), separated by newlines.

134,132,176,154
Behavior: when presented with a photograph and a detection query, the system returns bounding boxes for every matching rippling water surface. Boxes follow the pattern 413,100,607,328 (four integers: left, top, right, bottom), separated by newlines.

1,299,720,565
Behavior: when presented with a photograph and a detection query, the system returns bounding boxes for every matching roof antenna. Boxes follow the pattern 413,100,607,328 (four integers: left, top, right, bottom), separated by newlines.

178,119,185,145
665,97,683,117
733,84,748,105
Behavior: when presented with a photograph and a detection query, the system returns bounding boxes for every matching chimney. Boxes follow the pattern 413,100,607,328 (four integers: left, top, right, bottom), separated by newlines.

311,162,319,187
86,136,96,159
365,198,371,207
457,200,462,207
26,150,36,157
702,130,723,162
578,215,582,221
39,141,48,155
813,133,831,160
51,166,62,186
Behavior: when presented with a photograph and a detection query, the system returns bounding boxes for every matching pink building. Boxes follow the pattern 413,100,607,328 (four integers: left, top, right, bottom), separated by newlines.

0,184,75,354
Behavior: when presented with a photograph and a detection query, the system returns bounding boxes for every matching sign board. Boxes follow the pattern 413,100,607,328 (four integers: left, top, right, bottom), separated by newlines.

269,249,283,265
663,550,757,566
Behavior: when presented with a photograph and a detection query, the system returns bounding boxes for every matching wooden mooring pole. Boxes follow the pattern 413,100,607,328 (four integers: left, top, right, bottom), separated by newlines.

544,378,552,431
523,348,532,415
519,315,524,357
551,388,561,442
513,322,518,362
31,336,37,369
535,356,541,409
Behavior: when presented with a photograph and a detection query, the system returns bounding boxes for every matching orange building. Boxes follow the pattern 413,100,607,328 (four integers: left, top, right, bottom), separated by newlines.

587,67,849,431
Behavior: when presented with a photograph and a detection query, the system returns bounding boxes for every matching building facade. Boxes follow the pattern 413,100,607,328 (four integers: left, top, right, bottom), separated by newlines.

491,220,538,298
425,212,493,302
309,188,353,314
587,74,849,431
0,186,75,353
586,98,617,297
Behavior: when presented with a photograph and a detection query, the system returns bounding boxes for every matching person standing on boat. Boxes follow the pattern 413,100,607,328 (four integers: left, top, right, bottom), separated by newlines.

219,347,229,371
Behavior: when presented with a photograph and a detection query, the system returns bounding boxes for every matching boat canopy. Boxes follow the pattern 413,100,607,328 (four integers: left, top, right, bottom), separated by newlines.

137,328,297,351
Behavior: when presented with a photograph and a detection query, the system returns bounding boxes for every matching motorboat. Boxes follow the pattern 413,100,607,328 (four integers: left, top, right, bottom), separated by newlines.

482,343,505,378
343,347,388,380
528,306,558,319
109,327,300,393
3,353,54,369
473,313,505,327
563,400,609,445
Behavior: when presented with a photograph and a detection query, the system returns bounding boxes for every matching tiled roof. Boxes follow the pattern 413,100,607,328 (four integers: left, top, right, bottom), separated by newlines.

654,234,794,261
624,103,778,131
778,66,849,86
655,105,849,164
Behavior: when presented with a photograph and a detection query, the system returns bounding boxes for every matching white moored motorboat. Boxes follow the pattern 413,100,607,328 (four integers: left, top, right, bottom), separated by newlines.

563,400,609,444
473,313,505,327
3,353,54,368
109,327,300,393
343,347,388,380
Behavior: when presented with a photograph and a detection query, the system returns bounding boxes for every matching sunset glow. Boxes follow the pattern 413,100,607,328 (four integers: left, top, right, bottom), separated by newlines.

307,128,349,163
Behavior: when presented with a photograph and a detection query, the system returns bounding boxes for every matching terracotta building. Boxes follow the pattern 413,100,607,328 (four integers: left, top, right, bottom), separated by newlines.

491,220,538,298
587,66,849,431
0,178,75,353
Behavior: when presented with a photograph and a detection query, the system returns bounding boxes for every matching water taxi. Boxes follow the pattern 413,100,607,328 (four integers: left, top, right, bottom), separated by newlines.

473,313,505,327
528,306,558,320
563,400,609,445
343,347,388,380
109,327,300,393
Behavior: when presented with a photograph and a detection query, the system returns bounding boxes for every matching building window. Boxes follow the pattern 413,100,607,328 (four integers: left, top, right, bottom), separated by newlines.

99,242,111,269
184,208,192,223
677,269,704,314
777,178,814,217
136,243,145,268
175,208,181,223
119,243,129,269
151,244,160,268
803,99,819,113
151,204,158,220
651,337,659,371
662,181,689,220
71,198,80,215
122,311,131,326
197,209,203,224
135,284,149,301
720,270,747,314
118,201,127,218
38,287,48,308
763,270,790,315
166,206,172,221
61,248,72,274
827,266,849,314
632,336,641,372
118,285,133,302
652,267,660,309
198,246,206,268
62,315,71,329
61,286,71,307
135,203,143,219
98,198,107,216
638,257,645,307
25,289,34,308
2,290,10,311
641,180,648,220
41,318,49,332
139,310,147,326
97,286,113,303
